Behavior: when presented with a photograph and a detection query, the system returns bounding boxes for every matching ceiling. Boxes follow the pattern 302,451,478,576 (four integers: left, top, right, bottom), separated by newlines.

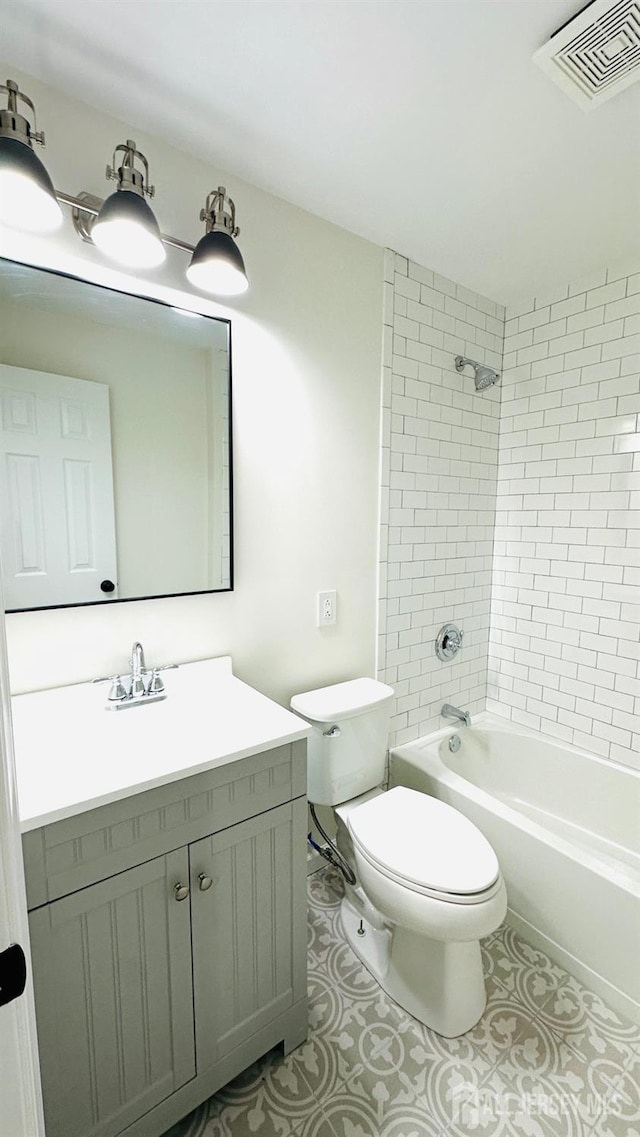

3,0,639,304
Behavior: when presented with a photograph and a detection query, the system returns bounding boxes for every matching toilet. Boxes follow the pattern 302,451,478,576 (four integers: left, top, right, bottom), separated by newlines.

291,677,507,1037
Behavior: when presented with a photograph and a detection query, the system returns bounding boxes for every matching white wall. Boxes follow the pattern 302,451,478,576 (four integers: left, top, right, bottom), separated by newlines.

0,66,384,705
378,250,505,746
488,264,640,770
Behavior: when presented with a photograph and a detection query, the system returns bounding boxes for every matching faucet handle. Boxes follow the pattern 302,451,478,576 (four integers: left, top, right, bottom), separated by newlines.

93,675,128,701
146,669,165,695
146,663,179,694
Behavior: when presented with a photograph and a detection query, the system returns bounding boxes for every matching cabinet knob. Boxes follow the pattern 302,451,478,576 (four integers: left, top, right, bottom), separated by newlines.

174,883,190,902
198,873,213,892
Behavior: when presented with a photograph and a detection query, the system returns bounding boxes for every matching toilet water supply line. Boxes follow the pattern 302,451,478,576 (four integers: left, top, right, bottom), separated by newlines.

308,804,357,885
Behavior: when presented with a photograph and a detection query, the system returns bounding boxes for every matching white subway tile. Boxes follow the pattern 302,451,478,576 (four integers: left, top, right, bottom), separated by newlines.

584,321,624,347
395,274,421,300
563,345,603,370
518,342,550,366
602,332,640,361
408,262,434,287
506,296,536,320
566,305,605,333
586,280,626,309
518,307,551,332
568,267,607,296
384,256,637,764
432,273,457,298
551,294,586,321
533,318,567,343
606,294,640,321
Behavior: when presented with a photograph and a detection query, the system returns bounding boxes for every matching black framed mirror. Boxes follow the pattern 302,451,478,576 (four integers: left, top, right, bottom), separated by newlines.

0,258,233,611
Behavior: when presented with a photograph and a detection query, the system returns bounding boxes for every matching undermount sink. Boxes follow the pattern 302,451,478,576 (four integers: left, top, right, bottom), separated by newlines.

11,656,311,831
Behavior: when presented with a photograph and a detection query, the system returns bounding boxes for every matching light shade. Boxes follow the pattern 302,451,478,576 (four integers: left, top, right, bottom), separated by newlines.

0,136,63,233
186,230,248,296
91,188,166,269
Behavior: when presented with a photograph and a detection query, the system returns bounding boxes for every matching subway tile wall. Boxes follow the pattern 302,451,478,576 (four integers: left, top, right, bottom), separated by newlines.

378,250,505,746
487,263,640,770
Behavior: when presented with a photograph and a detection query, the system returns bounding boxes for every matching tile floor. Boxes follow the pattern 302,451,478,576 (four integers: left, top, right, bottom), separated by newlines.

165,868,640,1137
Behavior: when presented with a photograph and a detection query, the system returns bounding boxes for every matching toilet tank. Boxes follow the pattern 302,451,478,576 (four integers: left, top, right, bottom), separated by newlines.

290,678,395,806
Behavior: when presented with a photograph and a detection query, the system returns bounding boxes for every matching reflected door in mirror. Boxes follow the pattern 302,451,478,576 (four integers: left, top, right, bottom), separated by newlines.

0,365,118,608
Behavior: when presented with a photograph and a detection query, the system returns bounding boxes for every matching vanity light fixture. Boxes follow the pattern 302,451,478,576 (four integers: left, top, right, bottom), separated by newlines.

90,140,165,269
0,79,63,233
0,78,249,296
186,187,248,296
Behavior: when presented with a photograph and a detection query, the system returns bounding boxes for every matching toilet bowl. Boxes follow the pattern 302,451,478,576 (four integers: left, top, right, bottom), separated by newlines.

337,786,507,1036
291,678,507,1037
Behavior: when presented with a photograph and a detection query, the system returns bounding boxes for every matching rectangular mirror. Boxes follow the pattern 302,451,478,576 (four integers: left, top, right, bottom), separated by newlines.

0,258,233,611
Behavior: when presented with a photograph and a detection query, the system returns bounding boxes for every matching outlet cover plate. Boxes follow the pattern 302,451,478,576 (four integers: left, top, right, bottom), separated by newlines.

317,590,337,626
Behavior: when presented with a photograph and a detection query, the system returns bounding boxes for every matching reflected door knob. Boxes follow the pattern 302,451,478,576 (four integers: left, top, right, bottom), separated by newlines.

174,883,190,901
198,873,213,891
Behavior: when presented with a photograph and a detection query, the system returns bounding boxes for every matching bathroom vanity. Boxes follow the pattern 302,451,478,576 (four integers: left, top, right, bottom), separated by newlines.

13,658,310,1137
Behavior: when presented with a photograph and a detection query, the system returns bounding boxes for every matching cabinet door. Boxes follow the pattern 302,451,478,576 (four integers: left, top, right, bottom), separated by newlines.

29,848,195,1137
191,798,307,1071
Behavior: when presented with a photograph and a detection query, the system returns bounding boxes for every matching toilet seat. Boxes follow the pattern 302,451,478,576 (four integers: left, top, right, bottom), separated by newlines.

347,786,501,905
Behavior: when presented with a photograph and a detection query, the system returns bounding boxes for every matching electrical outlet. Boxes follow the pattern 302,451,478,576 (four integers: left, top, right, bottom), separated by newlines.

317,590,337,626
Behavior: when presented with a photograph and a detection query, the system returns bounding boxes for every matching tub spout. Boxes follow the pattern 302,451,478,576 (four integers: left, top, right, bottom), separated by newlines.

442,703,471,727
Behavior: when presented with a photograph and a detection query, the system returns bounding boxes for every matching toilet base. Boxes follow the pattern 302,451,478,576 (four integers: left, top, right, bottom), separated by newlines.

341,894,487,1037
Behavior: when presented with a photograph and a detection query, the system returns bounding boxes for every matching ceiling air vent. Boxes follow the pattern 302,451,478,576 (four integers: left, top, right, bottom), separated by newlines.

533,0,640,108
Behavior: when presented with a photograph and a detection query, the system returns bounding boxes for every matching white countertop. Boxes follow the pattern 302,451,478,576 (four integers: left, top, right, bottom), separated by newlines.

12,657,311,832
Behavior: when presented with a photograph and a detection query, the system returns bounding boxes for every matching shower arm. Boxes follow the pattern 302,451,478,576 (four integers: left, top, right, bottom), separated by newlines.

455,355,477,373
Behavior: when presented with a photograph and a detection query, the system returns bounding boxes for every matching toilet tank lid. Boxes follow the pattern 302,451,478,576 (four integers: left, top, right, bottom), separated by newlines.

290,678,394,723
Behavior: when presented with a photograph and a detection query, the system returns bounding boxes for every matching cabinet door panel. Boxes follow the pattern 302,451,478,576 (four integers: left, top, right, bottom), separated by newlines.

29,849,195,1137
191,799,306,1070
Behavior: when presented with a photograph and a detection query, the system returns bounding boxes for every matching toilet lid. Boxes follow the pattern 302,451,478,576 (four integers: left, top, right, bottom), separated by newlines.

347,786,499,896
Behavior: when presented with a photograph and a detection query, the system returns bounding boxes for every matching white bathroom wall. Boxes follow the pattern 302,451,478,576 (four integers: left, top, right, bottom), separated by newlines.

378,250,505,746
488,264,640,770
0,66,384,705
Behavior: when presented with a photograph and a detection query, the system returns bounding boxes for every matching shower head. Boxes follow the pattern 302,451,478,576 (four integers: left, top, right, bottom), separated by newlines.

474,364,500,391
454,355,500,392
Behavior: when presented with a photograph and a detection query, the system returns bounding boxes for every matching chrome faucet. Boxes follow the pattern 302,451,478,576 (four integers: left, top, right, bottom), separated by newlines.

441,703,471,728
94,641,178,710
130,641,147,698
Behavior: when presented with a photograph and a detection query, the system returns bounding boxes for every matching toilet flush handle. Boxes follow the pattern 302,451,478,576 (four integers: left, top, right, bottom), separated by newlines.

323,725,341,738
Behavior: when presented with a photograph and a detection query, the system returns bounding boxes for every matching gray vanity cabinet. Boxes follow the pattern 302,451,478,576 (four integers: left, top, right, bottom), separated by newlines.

191,801,305,1072
28,849,195,1137
23,741,308,1137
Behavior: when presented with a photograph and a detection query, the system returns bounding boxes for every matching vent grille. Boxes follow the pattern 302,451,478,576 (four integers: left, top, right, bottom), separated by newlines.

534,0,640,108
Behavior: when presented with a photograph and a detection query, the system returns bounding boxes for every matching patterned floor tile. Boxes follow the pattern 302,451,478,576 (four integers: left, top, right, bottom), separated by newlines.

163,1102,209,1137
291,1109,341,1137
536,974,640,1069
587,1053,640,1136
586,1104,640,1137
301,977,409,1102
469,1065,587,1137
204,1046,320,1136
307,867,345,913
486,926,569,1012
311,1079,443,1137
307,903,362,990
162,868,637,1137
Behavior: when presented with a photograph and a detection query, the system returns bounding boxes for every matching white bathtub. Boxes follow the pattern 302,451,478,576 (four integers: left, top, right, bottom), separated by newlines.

390,715,640,1025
